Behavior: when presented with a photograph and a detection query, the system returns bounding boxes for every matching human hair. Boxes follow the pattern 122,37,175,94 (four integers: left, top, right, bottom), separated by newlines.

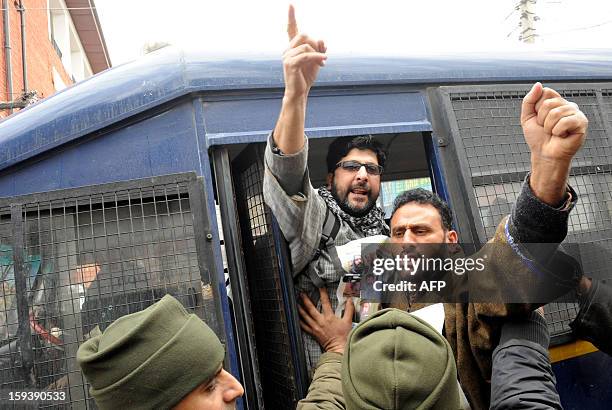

326,135,387,173
391,188,453,231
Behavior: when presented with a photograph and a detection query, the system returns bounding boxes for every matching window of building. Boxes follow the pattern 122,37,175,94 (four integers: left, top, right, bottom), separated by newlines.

47,0,93,82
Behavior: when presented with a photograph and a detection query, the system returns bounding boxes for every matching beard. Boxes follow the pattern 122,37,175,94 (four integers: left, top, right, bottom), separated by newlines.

331,182,377,218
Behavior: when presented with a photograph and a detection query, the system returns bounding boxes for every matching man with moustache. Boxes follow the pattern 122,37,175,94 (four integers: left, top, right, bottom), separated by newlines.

298,174,612,409
368,76,599,407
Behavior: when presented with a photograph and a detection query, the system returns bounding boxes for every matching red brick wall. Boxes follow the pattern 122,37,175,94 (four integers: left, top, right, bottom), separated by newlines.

1,0,73,118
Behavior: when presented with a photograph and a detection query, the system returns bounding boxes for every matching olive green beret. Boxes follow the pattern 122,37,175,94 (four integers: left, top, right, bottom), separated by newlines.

77,294,225,410
342,308,461,410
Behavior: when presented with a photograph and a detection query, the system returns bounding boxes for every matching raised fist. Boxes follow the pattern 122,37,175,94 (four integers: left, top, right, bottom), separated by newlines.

521,82,588,164
282,5,327,100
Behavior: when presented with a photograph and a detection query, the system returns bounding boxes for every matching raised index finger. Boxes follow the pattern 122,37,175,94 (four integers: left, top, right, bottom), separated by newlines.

287,4,298,41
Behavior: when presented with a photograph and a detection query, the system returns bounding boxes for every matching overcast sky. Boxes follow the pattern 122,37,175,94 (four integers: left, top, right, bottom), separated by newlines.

95,0,612,66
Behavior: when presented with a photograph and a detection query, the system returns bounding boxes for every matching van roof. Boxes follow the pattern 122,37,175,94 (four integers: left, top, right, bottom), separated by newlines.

1,47,611,172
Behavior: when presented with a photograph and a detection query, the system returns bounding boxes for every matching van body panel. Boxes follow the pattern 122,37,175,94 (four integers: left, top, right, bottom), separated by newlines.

2,48,612,172
203,90,431,145
0,101,202,197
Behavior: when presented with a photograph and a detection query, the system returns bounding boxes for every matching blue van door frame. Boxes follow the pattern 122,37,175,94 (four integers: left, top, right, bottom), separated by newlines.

200,87,454,407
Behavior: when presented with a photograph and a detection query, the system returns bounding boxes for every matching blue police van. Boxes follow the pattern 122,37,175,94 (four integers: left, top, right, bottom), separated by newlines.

0,47,611,409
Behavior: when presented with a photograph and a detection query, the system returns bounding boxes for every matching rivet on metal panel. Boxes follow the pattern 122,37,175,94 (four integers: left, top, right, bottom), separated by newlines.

206,233,213,241
437,137,447,147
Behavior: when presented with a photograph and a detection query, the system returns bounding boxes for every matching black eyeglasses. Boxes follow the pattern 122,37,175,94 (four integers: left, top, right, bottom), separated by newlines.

335,160,384,175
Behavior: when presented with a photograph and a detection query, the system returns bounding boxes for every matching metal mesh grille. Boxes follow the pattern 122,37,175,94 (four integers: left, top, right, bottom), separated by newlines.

546,300,581,336
234,153,299,409
449,86,612,343
0,178,220,409
453,90,611,178
0,207,22,391
602,89,612,125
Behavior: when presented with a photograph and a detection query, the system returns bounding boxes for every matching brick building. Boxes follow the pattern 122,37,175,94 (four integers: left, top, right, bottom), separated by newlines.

1,0,110,118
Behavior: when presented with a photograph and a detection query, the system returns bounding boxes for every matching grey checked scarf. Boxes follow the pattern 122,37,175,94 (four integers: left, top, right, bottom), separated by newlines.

317,186,390,237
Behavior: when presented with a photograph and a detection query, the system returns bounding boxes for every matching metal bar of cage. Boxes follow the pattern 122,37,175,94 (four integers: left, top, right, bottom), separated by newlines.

186,174,228,353
212,147,264,410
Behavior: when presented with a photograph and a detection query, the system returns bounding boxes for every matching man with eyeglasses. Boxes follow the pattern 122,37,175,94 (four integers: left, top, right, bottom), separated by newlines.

266,137,389,375
263,5,390,372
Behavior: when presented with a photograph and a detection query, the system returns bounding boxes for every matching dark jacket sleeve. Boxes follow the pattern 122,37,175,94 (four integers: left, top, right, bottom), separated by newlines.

502,174,582,302
506,174,577,266
570,279,612,356
490,312,562,410
508,174,576,245
444,175,578,409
